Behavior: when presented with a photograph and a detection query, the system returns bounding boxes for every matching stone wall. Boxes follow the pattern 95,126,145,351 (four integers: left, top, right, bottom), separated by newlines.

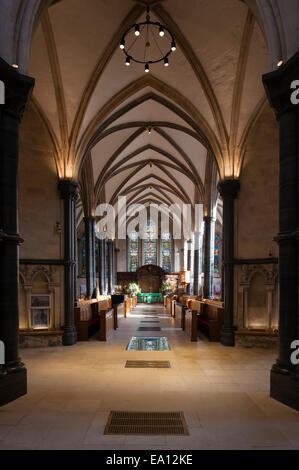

235,263,278,330
18,103,65,330
19,263,64,331
236,105,279,259
234,104,279,330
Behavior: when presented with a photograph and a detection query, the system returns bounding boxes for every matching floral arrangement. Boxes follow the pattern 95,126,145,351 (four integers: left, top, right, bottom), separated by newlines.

126,282,141,295
161,281,173,295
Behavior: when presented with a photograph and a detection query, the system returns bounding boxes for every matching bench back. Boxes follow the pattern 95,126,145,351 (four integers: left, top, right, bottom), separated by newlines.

74,300,97,322
200,302,224,323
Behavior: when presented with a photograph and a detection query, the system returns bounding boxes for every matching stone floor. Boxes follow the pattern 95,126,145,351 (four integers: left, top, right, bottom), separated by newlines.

0,304,298,450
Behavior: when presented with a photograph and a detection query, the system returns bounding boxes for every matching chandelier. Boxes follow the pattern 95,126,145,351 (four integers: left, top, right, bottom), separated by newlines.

120,7,176,72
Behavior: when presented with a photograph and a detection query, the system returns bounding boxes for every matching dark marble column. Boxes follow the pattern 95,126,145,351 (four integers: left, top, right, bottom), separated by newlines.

187,240,192,294
58,180,78,346
0,59,34,406
84,216,95,299
203,216,215,299
263,51,299,411
193,231,203,296
218,180,240,347
99,238,107,295
107,240,114,294
74,210,78,302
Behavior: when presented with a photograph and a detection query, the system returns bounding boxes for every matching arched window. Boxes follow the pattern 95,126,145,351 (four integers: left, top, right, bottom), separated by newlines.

143,220,157,265
161,232,172,272
214,235,220,274
129,231,139,272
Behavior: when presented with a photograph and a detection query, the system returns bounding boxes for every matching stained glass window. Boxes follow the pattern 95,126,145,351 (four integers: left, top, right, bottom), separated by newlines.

129,231,139,272
143,220,157,265
161,232,172,272
214,235,220,274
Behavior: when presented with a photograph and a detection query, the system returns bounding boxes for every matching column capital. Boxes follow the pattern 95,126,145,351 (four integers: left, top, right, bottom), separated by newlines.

218,179,240,200
0,57,34,122
58,179,79,201
263,50,299,119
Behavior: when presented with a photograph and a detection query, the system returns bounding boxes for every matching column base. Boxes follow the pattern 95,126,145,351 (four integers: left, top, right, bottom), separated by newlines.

220,327,235,347
270,367,299,411
62,327,77,346
0,366,27,407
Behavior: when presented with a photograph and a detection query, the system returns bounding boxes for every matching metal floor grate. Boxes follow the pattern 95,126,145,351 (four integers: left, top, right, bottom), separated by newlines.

125,360,171,368
138,327,161,331
104,411,188,435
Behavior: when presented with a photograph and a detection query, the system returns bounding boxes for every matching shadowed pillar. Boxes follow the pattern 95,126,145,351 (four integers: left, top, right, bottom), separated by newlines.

0,58,34,406
203,216,215,299
263,51,299,411
84,216,95,299
108,240,115,294
218,180,240,347
193,231,203,296
59,179,78,346
99,238,107,295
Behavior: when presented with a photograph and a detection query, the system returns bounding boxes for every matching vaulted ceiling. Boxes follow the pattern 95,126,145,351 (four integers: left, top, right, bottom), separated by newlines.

28,0,270,225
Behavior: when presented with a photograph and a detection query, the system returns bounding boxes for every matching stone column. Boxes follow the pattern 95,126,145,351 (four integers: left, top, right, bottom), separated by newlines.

107,240,114,294
183,239,188,270
188,235,195,295
203,216,215,299
218,180,240,346
115,247,119,288
193,231,203,296
99,238,106,295
0,59,34,406
58,180,78,346
74,208,78,302
263,51,299,411
84,216,95,299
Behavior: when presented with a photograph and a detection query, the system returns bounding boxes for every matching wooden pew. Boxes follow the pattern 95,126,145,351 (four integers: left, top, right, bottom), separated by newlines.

171,295,178,317
190,299,224,342
74,299,100,341
174,302,186,329
74,296,113,342
99,307,114,341
125,296,131,317
111,295,126,329
185,308,198,342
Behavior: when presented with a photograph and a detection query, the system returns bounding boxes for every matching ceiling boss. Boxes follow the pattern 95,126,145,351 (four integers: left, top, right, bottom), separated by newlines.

120,6,176,72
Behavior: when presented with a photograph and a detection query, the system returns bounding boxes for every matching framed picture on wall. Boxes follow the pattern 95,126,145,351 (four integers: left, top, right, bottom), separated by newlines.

30,294,51,309
32,309,49,330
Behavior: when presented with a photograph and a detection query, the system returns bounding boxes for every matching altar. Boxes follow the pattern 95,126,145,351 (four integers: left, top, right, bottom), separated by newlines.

137,293,163,304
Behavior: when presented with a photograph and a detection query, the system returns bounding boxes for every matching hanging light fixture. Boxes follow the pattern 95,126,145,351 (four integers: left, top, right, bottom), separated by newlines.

120,7,176,71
